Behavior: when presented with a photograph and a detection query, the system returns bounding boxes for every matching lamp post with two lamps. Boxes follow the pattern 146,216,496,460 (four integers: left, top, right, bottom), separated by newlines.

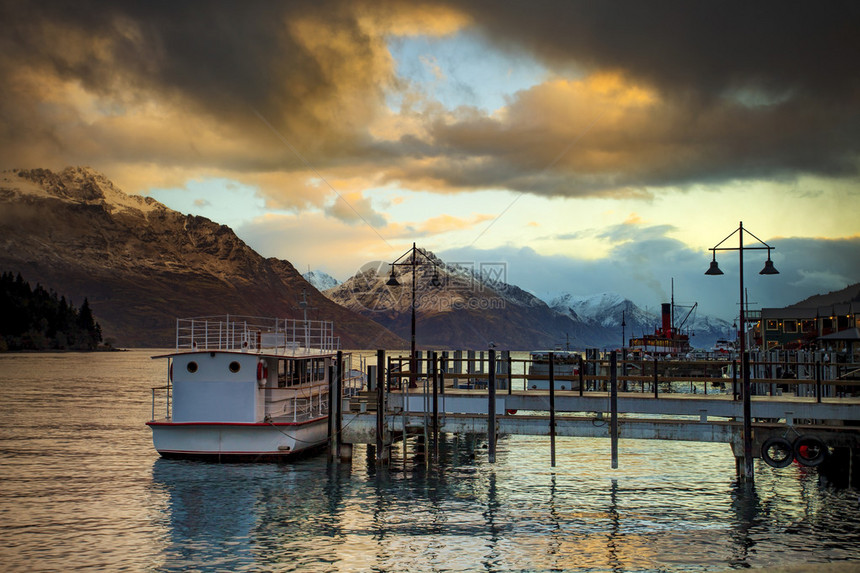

705,220,779,483
386,242,443,387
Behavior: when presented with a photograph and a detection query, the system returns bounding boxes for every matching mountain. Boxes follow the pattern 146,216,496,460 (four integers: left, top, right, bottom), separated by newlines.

303,270,340,292
323,253,599,350
549,292,735,350
787,283,860,308
0,167,405,349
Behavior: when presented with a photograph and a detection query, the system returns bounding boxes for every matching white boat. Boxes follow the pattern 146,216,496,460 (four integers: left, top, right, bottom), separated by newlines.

528,350,581,390
147,315,362,461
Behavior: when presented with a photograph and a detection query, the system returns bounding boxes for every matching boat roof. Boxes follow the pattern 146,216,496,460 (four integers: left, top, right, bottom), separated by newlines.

159,314,341,359
152,348,340,360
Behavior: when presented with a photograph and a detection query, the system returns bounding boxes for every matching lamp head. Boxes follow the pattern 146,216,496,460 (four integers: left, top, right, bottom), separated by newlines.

386,270,400,286
759,257,779,275
705,255,724,276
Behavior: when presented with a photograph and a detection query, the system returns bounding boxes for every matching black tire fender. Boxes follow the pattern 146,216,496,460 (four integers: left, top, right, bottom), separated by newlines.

793,435,828,467
761,436,794,468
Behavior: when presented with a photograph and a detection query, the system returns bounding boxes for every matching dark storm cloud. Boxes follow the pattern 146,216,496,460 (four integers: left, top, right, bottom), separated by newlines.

452,0,860,101
1,0,859,198
0,0,397,176
406,0,860,195
1,1,328,122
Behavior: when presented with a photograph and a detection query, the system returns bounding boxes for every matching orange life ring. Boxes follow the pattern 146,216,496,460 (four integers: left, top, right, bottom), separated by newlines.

257,360,268,382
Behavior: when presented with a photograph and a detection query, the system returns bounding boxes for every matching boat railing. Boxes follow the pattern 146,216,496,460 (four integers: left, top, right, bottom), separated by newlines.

175,315,340,354
286,390,328,422
150,385,171,421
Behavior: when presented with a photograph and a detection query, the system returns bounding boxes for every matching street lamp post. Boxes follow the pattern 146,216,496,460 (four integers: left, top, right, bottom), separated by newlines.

621,309,627,349
387,242,442,387
706,220,779,483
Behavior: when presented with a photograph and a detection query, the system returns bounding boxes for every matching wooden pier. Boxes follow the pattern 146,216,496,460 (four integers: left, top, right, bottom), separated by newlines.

330,350,860,483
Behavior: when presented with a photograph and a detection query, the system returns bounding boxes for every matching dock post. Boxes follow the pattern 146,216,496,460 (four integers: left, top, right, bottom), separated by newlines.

653,357,659,399
441,351,448,395
488,349,497,463
506,351,513,394
549,352,556,467
431,351,439,458
610,351,618,469
579,355,584,396
467,350,476,387
376,349,388,464
815,359,822,403
335,351,345,462
732,359,738,401
741,350,754,483
434,352,442,461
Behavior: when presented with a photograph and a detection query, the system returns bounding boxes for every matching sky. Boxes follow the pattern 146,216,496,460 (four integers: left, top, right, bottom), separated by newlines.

2,1,859,321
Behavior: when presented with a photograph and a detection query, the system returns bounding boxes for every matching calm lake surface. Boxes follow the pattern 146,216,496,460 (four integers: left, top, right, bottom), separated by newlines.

1,349,859,572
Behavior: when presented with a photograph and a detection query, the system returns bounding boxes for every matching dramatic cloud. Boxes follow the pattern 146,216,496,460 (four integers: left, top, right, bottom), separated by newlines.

1,1,857,311
453,0,860,101
3,1,859,202
440,231,860,320
0,1,462,190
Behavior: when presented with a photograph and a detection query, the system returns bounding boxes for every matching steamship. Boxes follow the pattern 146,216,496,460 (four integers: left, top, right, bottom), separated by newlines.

629,302,692,357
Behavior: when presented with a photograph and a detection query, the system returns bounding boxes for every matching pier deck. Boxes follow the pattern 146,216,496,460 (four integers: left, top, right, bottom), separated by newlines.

332,350,860,481
342,388,860,448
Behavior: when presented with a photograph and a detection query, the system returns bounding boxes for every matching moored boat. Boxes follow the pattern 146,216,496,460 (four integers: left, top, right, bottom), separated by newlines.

528,350,581,390
628,303,692,358
147,315,362,461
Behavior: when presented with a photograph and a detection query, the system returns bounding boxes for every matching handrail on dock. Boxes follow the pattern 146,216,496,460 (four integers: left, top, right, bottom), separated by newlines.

382,351,860,401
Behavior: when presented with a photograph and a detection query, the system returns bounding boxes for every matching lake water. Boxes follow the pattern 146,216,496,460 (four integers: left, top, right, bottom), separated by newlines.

2,350,859,572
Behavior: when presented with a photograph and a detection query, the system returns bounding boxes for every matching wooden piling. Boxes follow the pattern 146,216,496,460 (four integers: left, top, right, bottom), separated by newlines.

431,351,439,454
653,356,659,398
815,359,822,403
610,351,618,469
488,349,497,463
579,355,584,396
327,361,335,460
440,351,447,395
376,349,387,464
507,352,513,395
335,350,345,461
549,351,556,467
732,360,738,401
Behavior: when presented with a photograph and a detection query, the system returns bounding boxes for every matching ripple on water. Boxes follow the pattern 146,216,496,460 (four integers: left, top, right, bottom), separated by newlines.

2,351,860,572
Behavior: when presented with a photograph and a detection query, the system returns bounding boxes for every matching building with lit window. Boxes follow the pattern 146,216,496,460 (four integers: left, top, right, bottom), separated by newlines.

760,303,859,357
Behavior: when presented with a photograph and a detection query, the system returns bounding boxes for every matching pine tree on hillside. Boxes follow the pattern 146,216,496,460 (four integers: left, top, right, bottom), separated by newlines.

0,272,104,351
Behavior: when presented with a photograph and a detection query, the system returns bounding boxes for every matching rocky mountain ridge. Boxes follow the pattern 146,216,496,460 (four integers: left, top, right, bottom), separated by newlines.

0,167,405,348
787,283,860,309
549,291,734,350
324,256,609,350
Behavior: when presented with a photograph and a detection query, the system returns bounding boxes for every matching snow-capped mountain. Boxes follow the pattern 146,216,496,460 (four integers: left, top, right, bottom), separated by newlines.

322,249,597,349
0,167,405,349
303,270,341,292
549,291,734,350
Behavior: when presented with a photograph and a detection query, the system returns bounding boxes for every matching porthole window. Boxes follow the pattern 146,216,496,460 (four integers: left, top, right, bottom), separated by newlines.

229,361,241,373
187,361,198,373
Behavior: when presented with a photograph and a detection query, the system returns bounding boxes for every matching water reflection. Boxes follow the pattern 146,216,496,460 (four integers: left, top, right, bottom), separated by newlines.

6,351,860,572
728,483,761,568
149,432,860,572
